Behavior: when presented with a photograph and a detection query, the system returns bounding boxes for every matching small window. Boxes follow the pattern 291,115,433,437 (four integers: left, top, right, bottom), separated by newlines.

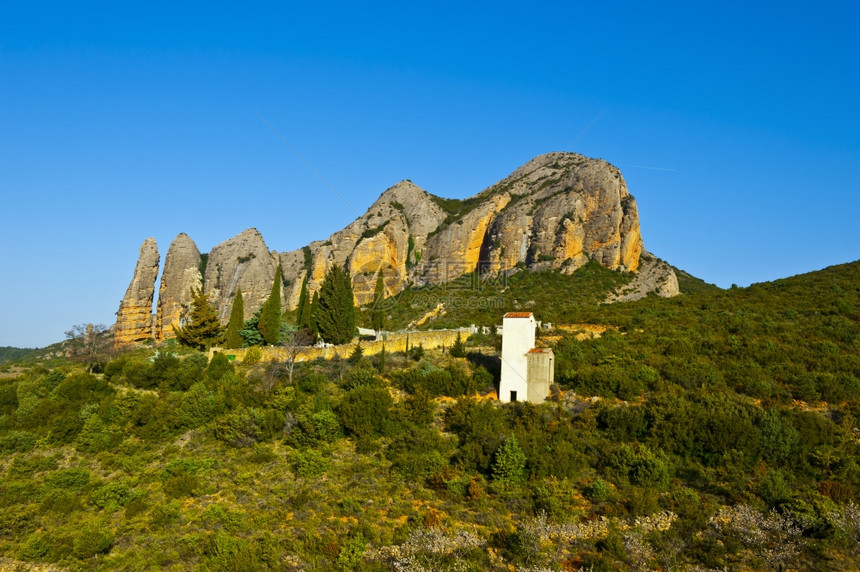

510,391,517,402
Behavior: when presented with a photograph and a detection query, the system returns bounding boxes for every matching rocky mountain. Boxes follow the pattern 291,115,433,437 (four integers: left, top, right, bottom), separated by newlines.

114,238,159,344
114,152,679,342
155,233,202,342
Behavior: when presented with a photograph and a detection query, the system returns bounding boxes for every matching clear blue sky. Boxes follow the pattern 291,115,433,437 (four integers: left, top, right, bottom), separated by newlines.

2,1,858,348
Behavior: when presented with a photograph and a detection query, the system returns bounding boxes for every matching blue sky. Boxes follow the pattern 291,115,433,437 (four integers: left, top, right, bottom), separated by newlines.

2,1,858,348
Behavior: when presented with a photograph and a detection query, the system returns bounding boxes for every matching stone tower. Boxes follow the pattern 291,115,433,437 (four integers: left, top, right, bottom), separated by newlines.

499,312,554,403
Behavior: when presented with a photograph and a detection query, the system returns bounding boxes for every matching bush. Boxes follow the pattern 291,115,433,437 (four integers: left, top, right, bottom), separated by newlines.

0,430,36,453
290,448,329,477
337,385,393,437
72,524,113,559
214,407,267,447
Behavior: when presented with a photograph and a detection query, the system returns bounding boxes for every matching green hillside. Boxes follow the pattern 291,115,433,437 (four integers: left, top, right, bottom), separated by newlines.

0,261,858,570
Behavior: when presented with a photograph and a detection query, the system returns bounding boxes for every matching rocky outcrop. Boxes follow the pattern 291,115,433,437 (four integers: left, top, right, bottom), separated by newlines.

605,253,680,303
279,180,448,306
155,233,202,342
291,152,649,300
115,152,679,341
203,228,279,321
115,238,159,344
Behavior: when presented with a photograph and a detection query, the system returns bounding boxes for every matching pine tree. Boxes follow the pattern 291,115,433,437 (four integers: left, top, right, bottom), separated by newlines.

492,435,526,487
371,270,386,332
258,265,282,345
239,308,264,347
450,331,467,358
173,288,224,350
223,289,244,349
315,265,356,345
296,275,311,330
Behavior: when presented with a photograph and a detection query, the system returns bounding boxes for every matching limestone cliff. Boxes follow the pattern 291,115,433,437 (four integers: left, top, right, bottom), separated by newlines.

155,233,202,342
287,152,656,302
115,152,678,340
115,238,159,344
202,228,279,321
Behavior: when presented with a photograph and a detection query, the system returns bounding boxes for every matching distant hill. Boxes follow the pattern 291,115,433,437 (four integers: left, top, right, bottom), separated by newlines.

0,346,36,363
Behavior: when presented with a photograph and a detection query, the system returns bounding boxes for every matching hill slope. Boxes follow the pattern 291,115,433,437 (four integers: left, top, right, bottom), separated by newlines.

1,259,858,570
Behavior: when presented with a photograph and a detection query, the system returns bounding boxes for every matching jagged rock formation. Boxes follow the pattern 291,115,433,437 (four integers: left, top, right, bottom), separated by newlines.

281,152,651,305
114,238,159,344
115,152,679,341
155,233,202,342
202,228,279,321
605,253,681,303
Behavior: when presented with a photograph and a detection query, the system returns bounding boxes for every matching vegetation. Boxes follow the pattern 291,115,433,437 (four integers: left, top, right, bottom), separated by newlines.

223,290,244,349
0,259,858,570
257,266,283,345
371,271,385,332
173,288,224,350
315,265,356,345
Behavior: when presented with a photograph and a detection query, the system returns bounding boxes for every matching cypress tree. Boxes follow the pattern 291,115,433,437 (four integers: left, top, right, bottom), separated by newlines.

258,265,283,345
173,288,224,350
309,291,320,339
296,275,311,330
378,342,386,375
315,265,356,345
223,289,245,349
371,270,385,332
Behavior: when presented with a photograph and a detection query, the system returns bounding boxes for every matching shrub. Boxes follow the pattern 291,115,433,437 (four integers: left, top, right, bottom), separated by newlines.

337,385,393,438
214,407,266,447
290,448,329,478
72,524,113,559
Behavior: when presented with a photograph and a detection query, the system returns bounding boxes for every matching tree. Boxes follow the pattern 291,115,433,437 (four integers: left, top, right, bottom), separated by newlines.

173,288,224,350
223,289,244,349
280,324,313,385
492,435,526,487
450,332,467,358
371,270,386,332
258,265,282,345
309,291,320,338
296,275,311,330
239,308,264,347
64,323,115,373
315,265,356,345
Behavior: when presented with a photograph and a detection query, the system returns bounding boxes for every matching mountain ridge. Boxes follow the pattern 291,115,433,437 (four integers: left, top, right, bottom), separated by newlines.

114,152,679,343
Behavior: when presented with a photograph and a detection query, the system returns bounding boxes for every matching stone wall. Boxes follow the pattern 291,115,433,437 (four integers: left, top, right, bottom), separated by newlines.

208,327,474,363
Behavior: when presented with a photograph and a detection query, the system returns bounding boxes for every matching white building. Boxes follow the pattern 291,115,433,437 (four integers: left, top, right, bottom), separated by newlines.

499,312,554,403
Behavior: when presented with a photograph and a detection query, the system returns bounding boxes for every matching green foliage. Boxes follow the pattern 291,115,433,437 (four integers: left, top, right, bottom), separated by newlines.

449,332,467,358
239,308,265,347
492,435,526,487
371,270,386,332
337,384,393,437
289,447,329,477
0,259,858,570
72,523,114,559
224,289,245,349
173,288,225,350
214,407,267,447
258,266,283,345
316,265,357,345
296,275,311,330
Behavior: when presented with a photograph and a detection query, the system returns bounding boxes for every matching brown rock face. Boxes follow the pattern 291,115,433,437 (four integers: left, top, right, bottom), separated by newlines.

278,153,658,305
473,153,643,277
155,233,202,341
115,238,159,343
203,228,279,320
116,153,676,339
